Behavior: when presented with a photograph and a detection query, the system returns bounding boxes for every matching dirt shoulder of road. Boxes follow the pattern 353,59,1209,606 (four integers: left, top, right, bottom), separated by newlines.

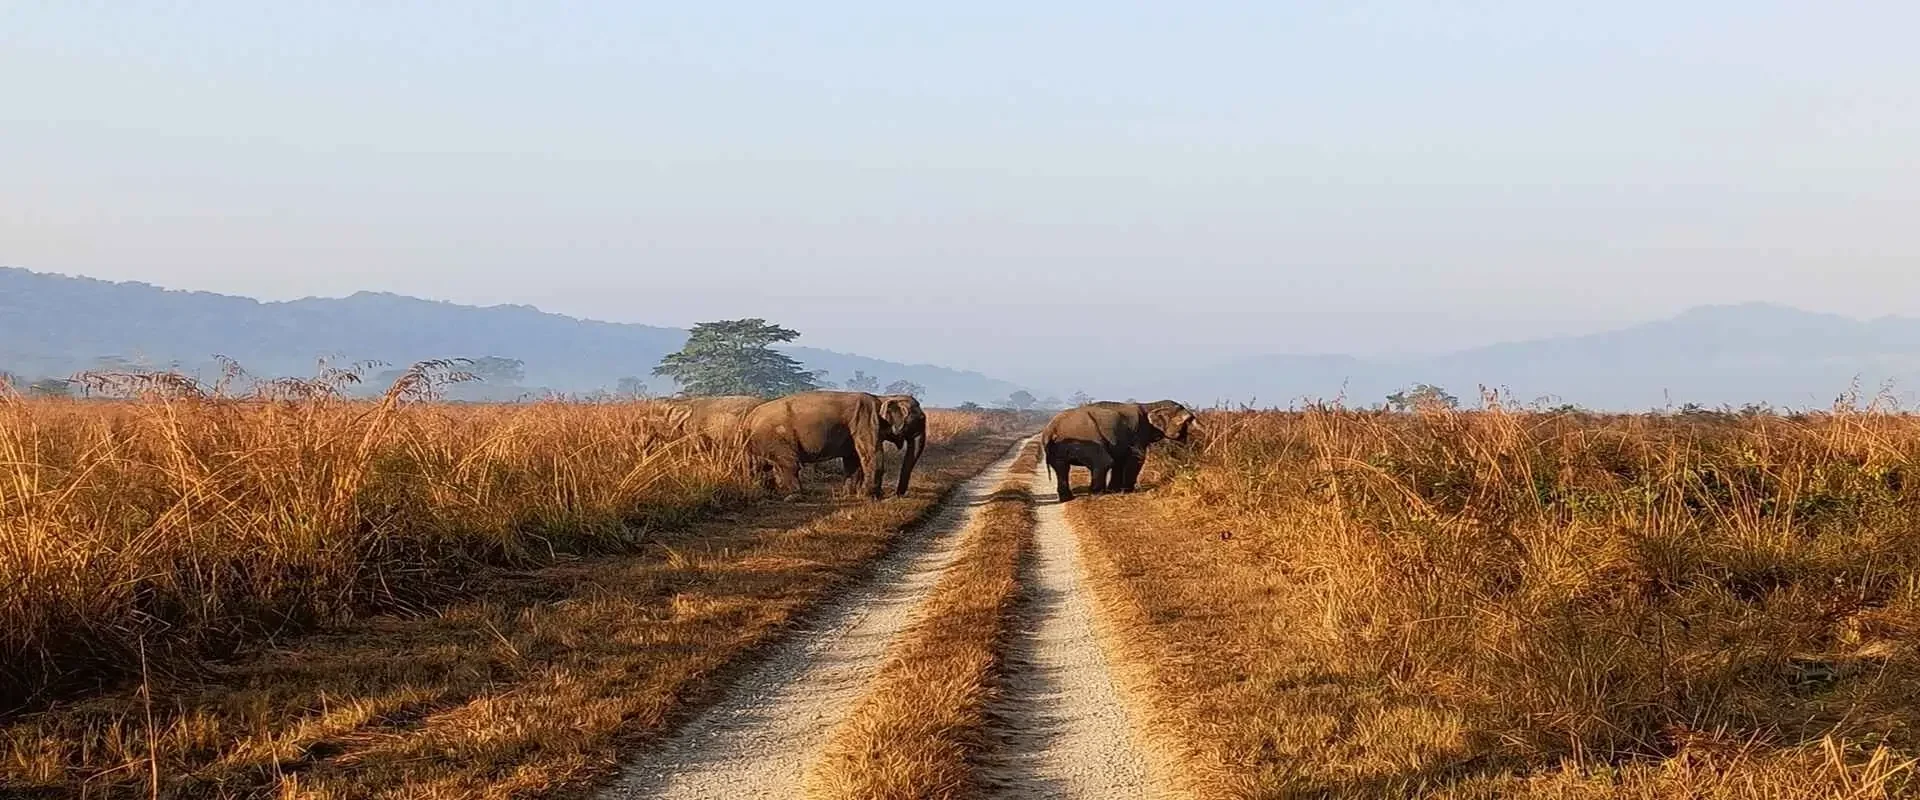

2,429,1027,800
802,441,1040,800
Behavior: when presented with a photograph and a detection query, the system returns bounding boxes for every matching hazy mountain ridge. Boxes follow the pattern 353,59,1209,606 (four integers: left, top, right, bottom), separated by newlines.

1156,302,1920,410
9,267,1918,410
0,268,1025,406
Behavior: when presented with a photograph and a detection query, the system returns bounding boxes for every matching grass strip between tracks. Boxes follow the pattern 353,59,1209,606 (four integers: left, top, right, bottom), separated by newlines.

804,440,1040,800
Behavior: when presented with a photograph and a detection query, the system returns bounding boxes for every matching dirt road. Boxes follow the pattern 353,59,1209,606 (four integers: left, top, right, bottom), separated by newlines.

599,440,1030,799
979,463,1163,798
599,442,1163,799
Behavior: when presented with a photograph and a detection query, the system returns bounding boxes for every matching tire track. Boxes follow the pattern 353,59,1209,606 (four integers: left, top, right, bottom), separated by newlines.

599,438,1031,800
980,461,1165,799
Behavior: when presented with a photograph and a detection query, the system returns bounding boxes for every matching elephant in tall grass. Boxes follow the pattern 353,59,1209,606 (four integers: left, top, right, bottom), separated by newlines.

1040,400,1195,501
743,391,926,499
667,395,764,442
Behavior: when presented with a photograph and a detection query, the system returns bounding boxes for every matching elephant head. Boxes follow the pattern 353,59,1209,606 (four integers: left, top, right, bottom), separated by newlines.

1145,400,1197,443
879,394,927,497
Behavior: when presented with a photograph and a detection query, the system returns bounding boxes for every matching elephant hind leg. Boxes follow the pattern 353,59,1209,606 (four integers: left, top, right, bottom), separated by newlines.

765,453,801,497
1050,456,1075,502
751,458,777,492
840,452,869,496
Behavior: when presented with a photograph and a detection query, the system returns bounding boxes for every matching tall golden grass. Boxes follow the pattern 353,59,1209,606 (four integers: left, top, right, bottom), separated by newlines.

0,372,998,710
0,386,752,707
1071,404,1920,796
2,401,1016,799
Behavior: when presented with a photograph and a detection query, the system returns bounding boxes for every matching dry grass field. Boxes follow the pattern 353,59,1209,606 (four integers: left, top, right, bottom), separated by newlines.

1068,406,1920,798
0,382,1019,798
18,383,1920,800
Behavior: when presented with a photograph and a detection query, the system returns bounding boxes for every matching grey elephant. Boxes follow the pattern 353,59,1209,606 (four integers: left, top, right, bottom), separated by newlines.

743,390,926,499
667,395,765,441
1040,400,1196,501
876,393,928,474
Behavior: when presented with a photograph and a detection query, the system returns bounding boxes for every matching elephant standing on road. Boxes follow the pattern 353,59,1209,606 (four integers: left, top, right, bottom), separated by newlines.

1040,400,1196,501
876,393,927,491
743,391,927,499
668,395,764,441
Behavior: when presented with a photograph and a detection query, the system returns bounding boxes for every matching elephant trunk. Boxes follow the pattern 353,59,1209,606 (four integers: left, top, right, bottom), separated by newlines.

895,431,924,497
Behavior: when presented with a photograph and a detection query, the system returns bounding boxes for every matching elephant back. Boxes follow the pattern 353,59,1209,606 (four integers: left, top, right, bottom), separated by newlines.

742,390,883,456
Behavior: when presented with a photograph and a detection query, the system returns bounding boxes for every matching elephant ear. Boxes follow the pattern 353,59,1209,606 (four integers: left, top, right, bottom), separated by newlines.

1146,403,1177,433
1174,408,1197,439
1147,401,1195,439
880,396,914,437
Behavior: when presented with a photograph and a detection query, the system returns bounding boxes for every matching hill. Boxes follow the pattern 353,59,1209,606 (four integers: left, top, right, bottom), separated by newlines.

1152,303,1920,410
10,267,1909,411
0,267,1026,406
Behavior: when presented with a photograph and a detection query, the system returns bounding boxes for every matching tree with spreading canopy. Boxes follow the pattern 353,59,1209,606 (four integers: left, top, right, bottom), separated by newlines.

883,379,925,397
1000,390,1038,411
1387,383,1459,411
469,356,526,385
844,370,881,392
653,319,822,397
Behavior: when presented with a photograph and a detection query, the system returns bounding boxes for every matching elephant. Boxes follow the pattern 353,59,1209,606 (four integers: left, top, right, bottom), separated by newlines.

1040,400,1196,501
667,395,765,442
876,393,928,482
743,391,927,499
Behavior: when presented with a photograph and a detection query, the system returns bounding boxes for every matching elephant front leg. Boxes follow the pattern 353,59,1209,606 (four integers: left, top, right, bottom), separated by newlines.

1111,455,1138,492
1117,450,1148,491
855,438,885,500
1052,458,1075,502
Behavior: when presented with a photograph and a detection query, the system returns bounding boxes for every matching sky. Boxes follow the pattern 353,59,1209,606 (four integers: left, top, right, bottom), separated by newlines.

5,2,1919,387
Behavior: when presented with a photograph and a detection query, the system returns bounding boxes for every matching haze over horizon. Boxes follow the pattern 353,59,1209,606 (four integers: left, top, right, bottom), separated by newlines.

7,3,1920,388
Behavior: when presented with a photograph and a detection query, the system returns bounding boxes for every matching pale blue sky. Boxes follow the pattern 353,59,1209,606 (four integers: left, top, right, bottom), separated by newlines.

5,2,1918,386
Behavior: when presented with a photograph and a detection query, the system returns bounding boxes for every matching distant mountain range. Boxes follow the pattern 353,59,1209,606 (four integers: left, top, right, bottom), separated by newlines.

1145,303,1920,411
6,267,1914,411
0,268,1025,406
